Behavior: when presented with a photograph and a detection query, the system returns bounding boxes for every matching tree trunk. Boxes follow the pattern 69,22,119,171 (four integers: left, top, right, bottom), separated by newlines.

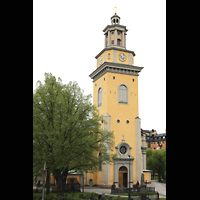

62,168,68,193
53,168,68,196
158,170,161,182
54,169,63,196
162,171,166,182
46,169,50,195
57,175,64,195
62,176,66,193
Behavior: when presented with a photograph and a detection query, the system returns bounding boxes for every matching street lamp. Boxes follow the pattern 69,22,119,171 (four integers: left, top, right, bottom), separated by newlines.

42,162,46,200
128,155,131,200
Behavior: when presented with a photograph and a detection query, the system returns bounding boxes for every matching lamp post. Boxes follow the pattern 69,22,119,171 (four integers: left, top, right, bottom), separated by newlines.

42,162,46,200
128,155,131,200
82,171,84,193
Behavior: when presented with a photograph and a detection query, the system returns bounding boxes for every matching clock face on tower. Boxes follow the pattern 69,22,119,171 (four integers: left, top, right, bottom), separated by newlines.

119,53,126,62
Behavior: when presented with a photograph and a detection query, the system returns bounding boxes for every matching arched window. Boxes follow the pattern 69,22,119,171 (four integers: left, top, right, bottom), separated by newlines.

118,84,129,104
98,87,102,107
117,39,121,46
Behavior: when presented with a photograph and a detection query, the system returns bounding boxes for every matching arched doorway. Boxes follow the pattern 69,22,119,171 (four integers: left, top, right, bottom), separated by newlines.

119,166,128,188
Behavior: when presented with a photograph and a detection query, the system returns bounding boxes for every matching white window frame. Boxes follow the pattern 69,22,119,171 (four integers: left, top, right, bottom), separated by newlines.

117,84,129,105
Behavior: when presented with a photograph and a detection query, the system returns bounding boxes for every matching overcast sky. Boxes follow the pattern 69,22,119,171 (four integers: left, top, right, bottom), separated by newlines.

33,0,166,134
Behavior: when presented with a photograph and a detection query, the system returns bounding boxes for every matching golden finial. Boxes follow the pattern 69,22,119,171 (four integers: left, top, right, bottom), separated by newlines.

114,6,117,14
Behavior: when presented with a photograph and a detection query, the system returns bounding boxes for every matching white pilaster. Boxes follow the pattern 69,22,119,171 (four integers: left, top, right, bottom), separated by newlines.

124,33,126,48
103,114,111,186
108,31,110,46
135,117,142,182
122,31,125,47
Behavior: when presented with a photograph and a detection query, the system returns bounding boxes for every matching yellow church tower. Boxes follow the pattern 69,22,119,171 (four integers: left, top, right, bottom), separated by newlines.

88,13,147,188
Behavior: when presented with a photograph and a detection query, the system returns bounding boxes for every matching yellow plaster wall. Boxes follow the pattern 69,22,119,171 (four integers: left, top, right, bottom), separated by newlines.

90,72,139,185
132,54,134,66
143,171,151,183
106,72,138,184
97,171,103,185
86,172,97,185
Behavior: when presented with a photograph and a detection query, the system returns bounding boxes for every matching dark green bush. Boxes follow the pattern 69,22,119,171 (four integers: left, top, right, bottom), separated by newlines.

33,193,71,200
33,193,42,200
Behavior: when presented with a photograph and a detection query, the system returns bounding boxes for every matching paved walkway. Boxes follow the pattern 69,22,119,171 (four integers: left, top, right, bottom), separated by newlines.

81,180,166,198
148,180,166,197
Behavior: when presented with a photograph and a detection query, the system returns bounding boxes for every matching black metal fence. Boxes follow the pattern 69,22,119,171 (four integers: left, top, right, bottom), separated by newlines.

111,187,155,194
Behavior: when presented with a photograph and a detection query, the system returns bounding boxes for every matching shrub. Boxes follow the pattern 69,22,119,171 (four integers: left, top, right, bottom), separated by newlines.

33,193,42,200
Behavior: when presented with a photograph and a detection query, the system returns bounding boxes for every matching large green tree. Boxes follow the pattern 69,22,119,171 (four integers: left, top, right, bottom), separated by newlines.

146,148,154,170
146,148,166,182
33,73,114,195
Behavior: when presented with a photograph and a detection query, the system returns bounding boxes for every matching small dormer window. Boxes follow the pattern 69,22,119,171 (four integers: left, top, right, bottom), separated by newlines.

113,19,115,23
116,19,118,23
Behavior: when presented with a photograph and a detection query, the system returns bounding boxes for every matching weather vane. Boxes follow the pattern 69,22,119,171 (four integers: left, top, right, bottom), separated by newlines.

114,6,117,14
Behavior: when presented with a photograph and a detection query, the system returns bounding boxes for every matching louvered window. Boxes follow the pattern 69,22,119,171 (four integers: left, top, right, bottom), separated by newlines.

118,84,129,104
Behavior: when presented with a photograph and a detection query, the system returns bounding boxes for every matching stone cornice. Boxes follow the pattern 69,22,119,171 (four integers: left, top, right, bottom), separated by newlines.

113,157,134,161
103,24,128,32
95,47,135,59
89,62,144,82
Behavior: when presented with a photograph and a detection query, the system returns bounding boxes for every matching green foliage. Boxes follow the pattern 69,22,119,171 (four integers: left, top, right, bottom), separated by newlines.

33,193,70,200
146,148,153,170
146,148,166,182
33,73,115,194
152,149,166,172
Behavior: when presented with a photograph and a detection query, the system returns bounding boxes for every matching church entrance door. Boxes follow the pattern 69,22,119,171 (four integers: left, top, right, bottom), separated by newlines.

119,166,128,188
